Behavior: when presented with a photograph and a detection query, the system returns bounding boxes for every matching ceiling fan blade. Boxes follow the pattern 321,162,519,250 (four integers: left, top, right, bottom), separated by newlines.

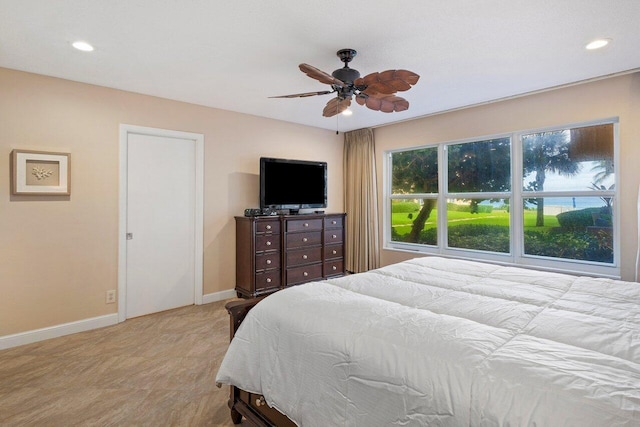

355,69,420,94
299,63,345,86
322,97,351,117
356,94,409,113
269,90,334,98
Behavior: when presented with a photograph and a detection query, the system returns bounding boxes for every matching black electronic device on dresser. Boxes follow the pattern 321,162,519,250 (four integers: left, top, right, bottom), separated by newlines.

260,157,327,215
244,207,276,217
235,213,346,298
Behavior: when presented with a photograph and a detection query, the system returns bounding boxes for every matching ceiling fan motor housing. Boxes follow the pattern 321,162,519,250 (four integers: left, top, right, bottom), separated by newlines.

332,67,360,83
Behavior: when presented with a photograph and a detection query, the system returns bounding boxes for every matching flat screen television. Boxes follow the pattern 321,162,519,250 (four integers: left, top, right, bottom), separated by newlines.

260,157,327,214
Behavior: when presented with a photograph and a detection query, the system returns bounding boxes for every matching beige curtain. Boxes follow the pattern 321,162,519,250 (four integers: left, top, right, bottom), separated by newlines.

344,128,379,273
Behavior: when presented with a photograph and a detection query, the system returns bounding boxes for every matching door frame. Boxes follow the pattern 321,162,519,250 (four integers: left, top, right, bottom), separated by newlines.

118,124,204,322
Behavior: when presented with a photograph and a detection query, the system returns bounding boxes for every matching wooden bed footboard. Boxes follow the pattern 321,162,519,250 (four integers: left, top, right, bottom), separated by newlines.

225,297,266,340
222,297,297,427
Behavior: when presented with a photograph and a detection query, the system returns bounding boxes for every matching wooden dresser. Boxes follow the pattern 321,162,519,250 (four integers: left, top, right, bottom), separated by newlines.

235,213,345,298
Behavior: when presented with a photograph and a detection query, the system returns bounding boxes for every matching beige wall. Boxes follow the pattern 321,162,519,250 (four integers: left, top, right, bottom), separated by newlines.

375,72,640,281
3,67,637,338
0,68,343,336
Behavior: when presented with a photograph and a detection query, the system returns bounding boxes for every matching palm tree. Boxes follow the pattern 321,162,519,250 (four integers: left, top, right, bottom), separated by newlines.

523,130,581,226
590,159,614,184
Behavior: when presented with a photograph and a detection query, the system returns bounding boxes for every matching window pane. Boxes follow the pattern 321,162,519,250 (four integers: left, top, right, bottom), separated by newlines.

391,147,438,194
448,138,511,193
522,124,614,192
446,198,510,253
523,197,614,264
390,199,437,245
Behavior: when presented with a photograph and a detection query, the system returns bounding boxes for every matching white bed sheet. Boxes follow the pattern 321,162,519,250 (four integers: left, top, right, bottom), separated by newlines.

216,257,640,426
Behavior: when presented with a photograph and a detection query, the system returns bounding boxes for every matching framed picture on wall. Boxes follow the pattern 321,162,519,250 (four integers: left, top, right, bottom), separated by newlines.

11,149,71,196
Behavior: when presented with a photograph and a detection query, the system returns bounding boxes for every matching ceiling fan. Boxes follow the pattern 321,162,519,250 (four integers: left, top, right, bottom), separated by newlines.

270,49,420,117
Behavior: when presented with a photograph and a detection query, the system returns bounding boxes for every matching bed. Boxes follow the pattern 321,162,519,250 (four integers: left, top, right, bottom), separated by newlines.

215,256,640,426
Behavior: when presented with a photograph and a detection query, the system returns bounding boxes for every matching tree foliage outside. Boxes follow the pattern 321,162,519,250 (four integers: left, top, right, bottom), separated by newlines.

447,138,511,193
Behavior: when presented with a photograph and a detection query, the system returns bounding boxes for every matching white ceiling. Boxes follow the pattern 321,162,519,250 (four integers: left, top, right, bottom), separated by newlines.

1,0,639,132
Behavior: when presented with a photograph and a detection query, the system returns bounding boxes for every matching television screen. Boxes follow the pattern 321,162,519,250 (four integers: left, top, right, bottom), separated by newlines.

260,157,327,211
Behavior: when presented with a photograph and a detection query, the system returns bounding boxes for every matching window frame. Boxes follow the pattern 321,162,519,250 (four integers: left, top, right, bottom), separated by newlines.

384,118,620,278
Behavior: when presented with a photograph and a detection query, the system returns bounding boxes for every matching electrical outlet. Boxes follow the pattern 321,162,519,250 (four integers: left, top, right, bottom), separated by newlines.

106,290,116,304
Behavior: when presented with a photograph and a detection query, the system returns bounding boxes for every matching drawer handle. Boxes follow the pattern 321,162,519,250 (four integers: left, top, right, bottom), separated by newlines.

332,220,337,225
332,234,337,239
303,237,308,242
266,225,271,230
332,266,337,271
332,250,337,255
302,254,308,260
266,278,272,283
266,241,271,246
256,396,265,407
266,259,272,265
304,223,309,227
303,272,308,277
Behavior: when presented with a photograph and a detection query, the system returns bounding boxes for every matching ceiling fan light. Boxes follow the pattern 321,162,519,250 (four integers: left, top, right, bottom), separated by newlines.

342,108,353,116
72,41,94,52
585,39,610,50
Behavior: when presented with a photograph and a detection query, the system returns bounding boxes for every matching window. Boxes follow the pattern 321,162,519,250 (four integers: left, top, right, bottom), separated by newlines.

386,121,618,275
446,138,511,253
521,124,615,264
390,147,438,245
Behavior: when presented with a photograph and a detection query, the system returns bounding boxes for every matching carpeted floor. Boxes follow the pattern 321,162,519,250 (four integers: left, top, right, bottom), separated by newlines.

0,300,240,426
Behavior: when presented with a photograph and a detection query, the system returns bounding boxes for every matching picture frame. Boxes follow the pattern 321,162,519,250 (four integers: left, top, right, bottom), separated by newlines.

11,149,71,196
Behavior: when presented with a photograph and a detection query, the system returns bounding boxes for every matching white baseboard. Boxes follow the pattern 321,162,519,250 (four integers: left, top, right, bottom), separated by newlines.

0,291,236,350
202,288,237,304
0,313,119,351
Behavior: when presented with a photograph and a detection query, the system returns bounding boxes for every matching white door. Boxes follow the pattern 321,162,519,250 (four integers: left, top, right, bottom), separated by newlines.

125,132,196,318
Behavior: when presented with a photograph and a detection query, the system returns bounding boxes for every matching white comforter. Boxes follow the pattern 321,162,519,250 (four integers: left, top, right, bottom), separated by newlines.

216,257,640,426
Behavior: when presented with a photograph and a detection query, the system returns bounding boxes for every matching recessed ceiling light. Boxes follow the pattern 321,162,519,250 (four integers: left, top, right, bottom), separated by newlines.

72,41,94,52
585,39,611,50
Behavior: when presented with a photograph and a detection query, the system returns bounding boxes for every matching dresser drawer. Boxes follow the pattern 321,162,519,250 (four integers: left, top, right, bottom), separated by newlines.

324,229,343,245
286,246,322,267
325,259,344,277
324,244,343,260
287,218,323,232
256,220,280,234
240,390,292,426
286,263,323,285
256,234,280,252
255,252,281,270
286,231,322,249
255,270,281,291
324,216,344,229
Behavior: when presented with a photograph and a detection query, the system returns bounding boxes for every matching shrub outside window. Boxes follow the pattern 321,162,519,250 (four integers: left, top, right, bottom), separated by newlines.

446,198,510,253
